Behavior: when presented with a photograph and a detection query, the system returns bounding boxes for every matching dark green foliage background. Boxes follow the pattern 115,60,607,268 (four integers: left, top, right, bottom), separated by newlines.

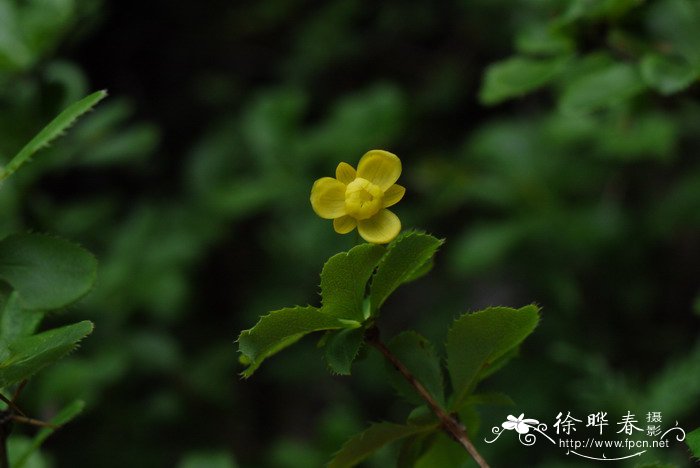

0,0,698,466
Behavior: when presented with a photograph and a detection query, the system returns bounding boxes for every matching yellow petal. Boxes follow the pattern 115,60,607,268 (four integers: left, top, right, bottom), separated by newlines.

357,150,401,191
310,177,346,219
336,162,356,185
357,209,401,244
383,184,405,208
333,215,357,234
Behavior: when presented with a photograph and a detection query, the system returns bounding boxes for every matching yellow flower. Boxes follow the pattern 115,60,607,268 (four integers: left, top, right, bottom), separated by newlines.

310,149,406,244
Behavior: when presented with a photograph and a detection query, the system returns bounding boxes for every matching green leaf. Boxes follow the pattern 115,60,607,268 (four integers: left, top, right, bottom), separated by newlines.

647,0,700,66
0,90,107,181
0,234,98,310
13,400,85,468
0,2,31,72
597,112,677,160
415,433,470,468
0,320,94,387
457,403,481,438
687,427,700,459
304,85,406,158
369,231,443,314
451,222,523,275
407,406,437,426
640,53,699,95
515,25,574,56
324,327,364,375
328,422,437,468
7,436,48,468
0,292,42,361
320,243,385,321
238,306,350,378
475,346,520,382
446,305,540,410
559,63,645,115
385,331,444,407
557,0,640,23
397,432,435,468
480,56,568,105
404,258,434,283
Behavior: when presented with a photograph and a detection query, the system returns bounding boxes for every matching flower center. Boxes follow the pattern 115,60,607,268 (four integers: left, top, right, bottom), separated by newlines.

345,178,383,220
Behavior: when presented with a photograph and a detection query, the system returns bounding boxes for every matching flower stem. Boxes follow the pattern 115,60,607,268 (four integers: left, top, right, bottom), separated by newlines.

364,325,490,468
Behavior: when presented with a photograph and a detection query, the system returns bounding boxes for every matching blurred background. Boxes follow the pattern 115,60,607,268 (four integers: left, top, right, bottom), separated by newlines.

0,0,699,466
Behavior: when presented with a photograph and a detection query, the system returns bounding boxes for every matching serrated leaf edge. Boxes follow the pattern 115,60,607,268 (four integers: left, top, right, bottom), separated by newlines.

0,231,99,312
237,305,349,378
445,304,541,409
0,320,94,387
0,90,108,181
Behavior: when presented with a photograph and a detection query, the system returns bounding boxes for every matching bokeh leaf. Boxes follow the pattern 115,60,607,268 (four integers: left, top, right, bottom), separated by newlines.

515,25,574,56
238,306,351,378
451,222,523,275
7,436,47,468
369,231,443,314
178,451,238,468
446,305,540,410
480,56,568,105
640,53,698,95
0,320,94,387
328,422,437,468
0,233,98,310
559,63,645,115
647,0,700,66
0,1,32,71
597,111,676,160
321,243,385,321
304,84,407,157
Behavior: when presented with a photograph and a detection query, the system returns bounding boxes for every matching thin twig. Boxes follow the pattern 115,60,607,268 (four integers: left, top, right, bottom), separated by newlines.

364,326,490,468
11,415,57,429
0,393,24,417
0,379,56,467
12,381,27,403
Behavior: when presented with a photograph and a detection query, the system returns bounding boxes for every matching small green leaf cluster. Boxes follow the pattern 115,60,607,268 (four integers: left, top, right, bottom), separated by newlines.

328,304,539,467
480,0,700,109
1,1,697,466
238,231,540,466
239,231,442,377
0,91,105,464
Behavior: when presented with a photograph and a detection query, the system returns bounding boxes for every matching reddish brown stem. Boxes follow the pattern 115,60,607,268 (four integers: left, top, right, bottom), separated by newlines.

365,326,490,468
